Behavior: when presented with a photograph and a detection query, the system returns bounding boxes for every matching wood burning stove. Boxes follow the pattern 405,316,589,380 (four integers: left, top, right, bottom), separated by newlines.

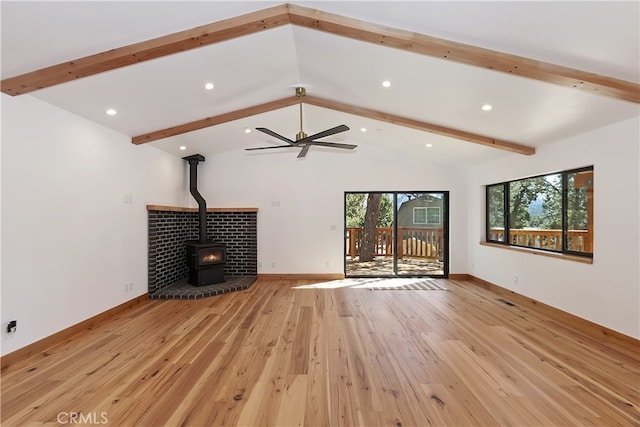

186,241,226,286
183,154,226,286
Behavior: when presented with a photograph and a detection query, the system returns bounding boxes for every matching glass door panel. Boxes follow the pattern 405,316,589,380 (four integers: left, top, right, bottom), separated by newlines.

396,192,447,276
345,192,394,276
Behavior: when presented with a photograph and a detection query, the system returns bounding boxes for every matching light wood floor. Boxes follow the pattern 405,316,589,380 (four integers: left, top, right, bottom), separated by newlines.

2,278,638,426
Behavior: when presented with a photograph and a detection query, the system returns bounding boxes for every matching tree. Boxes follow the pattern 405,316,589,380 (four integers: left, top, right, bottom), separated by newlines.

359,193,382,262
566,174,588,230
487,185,505,229
345,193,394,261
509,175,561,229
345,193,393,228
346,193,366,228
377,194,393,227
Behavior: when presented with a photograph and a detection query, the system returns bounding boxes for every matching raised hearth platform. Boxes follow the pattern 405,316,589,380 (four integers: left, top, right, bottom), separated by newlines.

150,276,257,300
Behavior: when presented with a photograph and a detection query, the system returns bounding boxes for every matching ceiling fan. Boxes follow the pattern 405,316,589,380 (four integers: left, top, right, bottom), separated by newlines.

245,87,356,158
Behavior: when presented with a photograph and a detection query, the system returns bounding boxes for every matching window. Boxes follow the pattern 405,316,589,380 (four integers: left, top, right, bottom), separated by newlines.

413,207,427,224
426,207,441,225
413,207,441,225
486,166,593,257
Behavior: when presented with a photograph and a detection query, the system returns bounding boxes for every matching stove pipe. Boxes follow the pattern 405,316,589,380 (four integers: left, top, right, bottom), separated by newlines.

183,154,208,243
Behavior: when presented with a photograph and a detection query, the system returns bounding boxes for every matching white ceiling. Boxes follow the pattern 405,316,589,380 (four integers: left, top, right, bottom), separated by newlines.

2,1,639,165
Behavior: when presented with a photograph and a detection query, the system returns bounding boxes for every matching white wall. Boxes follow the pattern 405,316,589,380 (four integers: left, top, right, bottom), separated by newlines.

4,92,635,356
1,94,188,356
468,117,640,339
195,143,469,275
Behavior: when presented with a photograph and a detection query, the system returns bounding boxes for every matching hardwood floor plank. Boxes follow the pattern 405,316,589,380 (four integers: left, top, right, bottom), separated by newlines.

275,374,308,426
2,279,638,426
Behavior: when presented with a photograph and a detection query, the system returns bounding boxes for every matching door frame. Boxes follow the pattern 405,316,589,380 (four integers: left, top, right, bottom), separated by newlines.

344,191,449,278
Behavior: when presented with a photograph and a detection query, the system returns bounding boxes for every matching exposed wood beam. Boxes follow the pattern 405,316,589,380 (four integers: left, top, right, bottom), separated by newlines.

288,4,640,104
2,4,638,103
132,96,300,145
0,4,291,96
304,95,536,155
134,94,535,155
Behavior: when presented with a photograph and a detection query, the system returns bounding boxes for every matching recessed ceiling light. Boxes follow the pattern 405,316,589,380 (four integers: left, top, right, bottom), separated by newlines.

204,82,214,90
179,146,187,151
360,127,367,132
425,143,433,148
481,104,493,111
106,108,117,116
382,80,392,88
244,128,251,134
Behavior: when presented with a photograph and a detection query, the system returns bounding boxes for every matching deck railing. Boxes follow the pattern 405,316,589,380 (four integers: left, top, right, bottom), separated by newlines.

488,228,592,253
346,227,444,260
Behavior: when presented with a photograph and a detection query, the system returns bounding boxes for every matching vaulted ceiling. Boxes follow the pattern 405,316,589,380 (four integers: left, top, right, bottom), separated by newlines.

2,1,638,164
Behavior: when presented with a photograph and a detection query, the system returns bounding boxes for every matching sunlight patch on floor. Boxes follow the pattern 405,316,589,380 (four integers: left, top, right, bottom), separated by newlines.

293,277,447,290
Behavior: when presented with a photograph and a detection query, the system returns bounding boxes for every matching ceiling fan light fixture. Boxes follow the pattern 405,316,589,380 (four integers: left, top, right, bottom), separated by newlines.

244,87,355,158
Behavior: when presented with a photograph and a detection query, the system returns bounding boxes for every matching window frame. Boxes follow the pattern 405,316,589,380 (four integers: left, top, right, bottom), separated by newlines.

485,166,593,258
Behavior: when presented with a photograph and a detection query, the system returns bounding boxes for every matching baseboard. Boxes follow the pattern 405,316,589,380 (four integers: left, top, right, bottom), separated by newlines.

457,275,639,346
1,294,149,372
257,273,345,281
448,273,473,281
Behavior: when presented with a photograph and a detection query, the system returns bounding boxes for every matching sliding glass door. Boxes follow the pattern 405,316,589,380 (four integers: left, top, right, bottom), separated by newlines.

344,191,448,277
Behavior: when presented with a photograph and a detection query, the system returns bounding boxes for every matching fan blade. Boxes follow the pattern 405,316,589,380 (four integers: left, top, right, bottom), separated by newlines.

245,145,293,151
305,141,357,150
297,124,349,144
255,127,295,145
297,144,312,158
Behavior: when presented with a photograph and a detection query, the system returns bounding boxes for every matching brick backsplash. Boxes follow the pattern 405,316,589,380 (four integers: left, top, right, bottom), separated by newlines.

148,209,257,294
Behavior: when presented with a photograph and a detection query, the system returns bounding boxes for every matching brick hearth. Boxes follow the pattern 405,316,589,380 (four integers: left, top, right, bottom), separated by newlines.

147,205,258,299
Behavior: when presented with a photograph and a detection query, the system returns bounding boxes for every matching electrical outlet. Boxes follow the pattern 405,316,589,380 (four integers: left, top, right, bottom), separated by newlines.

124,282,133,292
271,262,276,268
513,276,519,285
7,320,17,334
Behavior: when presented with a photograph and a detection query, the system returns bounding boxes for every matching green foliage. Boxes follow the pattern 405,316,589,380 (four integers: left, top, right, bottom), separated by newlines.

487,185,505,229
492,173,588,231
346,193,366,228
377,195,393,227
567,174,588,230
345,193,393,228
509,175,562,229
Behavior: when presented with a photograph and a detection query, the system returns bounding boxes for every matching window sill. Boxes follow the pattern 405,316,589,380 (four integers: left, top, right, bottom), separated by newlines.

479,241,593,264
